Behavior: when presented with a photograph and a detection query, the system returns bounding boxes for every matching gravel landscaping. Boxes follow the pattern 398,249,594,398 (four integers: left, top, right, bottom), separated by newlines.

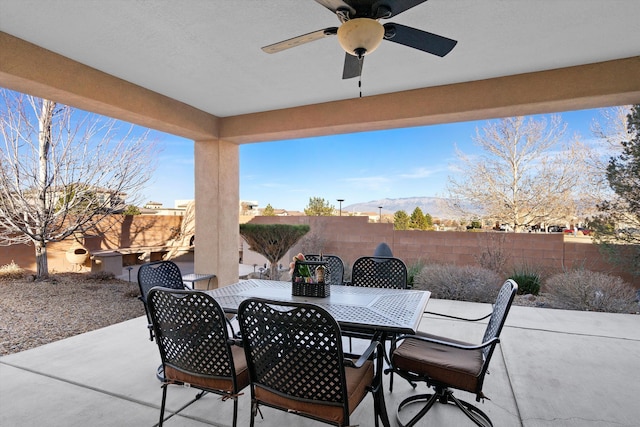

0,273,144,356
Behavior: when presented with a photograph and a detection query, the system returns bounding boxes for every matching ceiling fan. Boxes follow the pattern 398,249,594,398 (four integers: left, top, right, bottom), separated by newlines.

261,0,458,79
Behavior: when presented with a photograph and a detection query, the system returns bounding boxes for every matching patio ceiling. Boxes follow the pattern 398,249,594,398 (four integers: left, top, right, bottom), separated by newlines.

1,0,640,143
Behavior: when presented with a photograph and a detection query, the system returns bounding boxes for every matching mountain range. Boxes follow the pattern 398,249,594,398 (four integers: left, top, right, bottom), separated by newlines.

343,197,460,219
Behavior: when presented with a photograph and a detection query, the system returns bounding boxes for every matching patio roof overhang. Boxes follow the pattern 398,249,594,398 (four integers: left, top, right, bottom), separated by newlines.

2,32,640,145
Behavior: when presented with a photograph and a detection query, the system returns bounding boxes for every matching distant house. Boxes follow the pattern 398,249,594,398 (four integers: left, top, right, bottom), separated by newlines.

144,201,163,209
39,184,127,213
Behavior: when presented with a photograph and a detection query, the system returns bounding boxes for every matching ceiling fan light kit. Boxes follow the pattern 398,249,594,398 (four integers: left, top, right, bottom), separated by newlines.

337,18,384,58
262,0,457,79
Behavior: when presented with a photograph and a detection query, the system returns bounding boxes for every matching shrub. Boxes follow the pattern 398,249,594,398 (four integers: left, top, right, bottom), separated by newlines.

474,233,510,275
0,261,25,281
406,259,426,289
546,270,638,313
509,265,541,295
413,263,502,303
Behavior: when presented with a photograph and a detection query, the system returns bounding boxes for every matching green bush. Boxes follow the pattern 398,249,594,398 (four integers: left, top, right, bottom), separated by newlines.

413,263,501,303
546,270,638,313
509,266,541,295
406,259,426,289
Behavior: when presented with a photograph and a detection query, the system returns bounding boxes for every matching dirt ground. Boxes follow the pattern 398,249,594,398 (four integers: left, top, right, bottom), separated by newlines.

0,273,144,356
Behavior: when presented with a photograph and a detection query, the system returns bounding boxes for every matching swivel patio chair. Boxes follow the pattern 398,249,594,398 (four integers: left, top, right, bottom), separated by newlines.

237,297,390,427
137,260,186,341
304,254,345,285
147,287,249,427
389,279,518,427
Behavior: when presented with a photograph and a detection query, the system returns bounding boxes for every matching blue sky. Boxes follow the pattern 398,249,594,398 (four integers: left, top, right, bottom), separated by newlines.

143,107,607,211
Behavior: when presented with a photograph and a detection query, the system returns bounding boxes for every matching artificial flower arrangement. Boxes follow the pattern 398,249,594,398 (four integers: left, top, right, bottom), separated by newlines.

290,253,314,283
290,252,330,297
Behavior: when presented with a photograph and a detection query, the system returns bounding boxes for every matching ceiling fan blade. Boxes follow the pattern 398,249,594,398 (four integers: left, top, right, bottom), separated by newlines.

261,28,338,54
373,0,428,18
383,23,457,57
315,0,356,15
342,53,363,79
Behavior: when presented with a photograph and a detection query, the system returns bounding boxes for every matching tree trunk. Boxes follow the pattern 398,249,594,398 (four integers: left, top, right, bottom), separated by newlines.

34,99,55,279
35,240,49,278
270,263,280,281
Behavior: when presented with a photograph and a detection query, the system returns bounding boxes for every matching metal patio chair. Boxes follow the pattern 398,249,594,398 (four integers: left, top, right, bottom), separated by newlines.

389,279,518,427
348,255,408,289
238,297,390,427
147,287,249,427
137,260,186,341
345,255,408,389
304,254,345,285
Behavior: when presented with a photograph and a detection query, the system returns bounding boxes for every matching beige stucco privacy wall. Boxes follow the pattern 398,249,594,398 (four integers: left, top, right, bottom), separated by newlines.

246,216,638,288
1,215,182,274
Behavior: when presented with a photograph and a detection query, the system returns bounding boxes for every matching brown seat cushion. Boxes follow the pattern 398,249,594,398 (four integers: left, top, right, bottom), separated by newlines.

392,333,484,393
164,345,249,393
254,359,374,425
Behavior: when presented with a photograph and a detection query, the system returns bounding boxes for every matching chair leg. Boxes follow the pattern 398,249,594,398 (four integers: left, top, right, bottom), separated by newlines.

447,392,493,427
396,387,493,427
396,392,439,427
373,384,391,427
250,399,257,427
232,397,238,427
158,384,168,427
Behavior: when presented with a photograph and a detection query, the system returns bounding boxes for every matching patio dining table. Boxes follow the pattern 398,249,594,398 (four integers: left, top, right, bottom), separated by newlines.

206,279,431,337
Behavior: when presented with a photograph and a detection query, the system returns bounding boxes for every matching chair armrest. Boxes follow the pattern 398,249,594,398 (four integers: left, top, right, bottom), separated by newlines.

424,310,492,322
344,340,381,368
396,333,500,351
228,338,244,347
224,315,239,338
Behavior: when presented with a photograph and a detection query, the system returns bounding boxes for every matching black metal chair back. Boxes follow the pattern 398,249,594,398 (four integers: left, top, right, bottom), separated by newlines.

480,278,518,368
238,297,389,427
147,287,248,427
305,254,345,285
350,256,407,289
137,260,185,340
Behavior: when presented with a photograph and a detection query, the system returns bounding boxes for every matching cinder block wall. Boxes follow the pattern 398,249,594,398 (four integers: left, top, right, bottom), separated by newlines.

247,216,638,287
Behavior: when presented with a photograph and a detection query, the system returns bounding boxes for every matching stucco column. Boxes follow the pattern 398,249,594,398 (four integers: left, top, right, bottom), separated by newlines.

194,138,239,287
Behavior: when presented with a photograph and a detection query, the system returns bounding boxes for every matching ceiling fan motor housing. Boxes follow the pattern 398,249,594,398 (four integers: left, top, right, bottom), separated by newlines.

337,18,384,57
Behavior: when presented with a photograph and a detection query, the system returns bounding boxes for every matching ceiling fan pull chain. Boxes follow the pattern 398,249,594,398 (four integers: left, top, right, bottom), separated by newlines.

359,57,363,98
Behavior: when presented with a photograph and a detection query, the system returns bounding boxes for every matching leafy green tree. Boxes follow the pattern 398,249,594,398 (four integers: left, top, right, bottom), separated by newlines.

467,219,482,230
262,203,275,216
304,197,334,216
239,223,310,280
122,205,141,215
393,210,410,230
592,104,640,276
410,207,428,230
424,213,434,229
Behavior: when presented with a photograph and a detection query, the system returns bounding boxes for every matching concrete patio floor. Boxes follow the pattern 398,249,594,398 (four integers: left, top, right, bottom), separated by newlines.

1,294,639,426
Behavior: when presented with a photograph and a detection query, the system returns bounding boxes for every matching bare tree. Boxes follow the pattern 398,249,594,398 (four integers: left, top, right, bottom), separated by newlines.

0,90,156,278
447,116,585,231
584,105,633,207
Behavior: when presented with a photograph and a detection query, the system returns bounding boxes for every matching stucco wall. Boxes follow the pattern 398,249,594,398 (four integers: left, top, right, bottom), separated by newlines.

1,215,182,273
246,216,638,287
